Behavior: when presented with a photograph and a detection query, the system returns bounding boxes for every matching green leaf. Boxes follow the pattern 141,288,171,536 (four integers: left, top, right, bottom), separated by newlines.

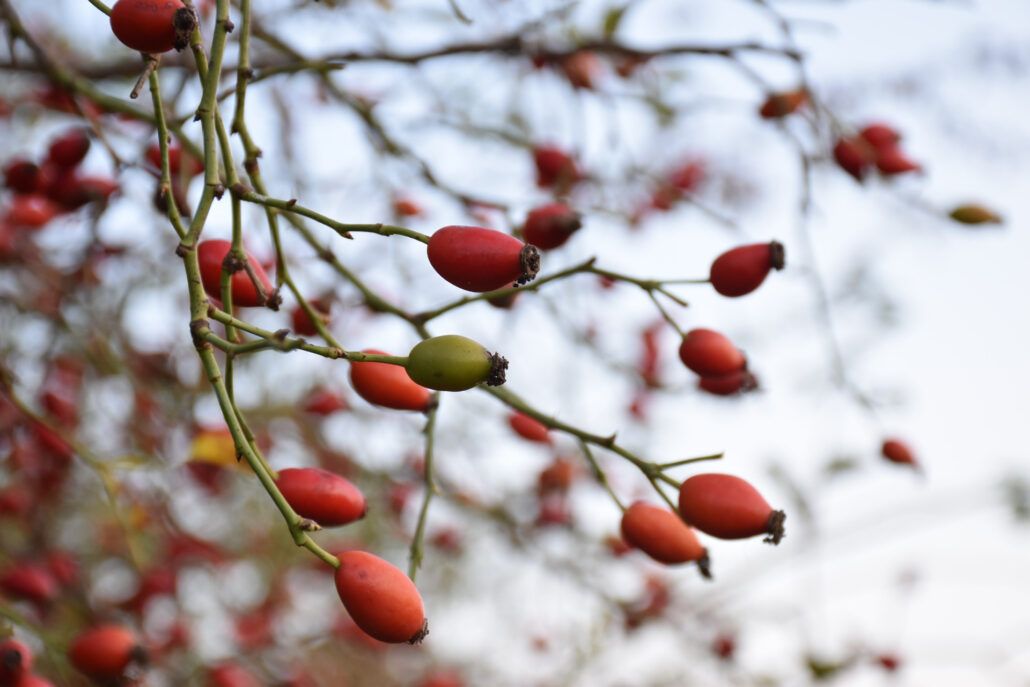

603,5,629,40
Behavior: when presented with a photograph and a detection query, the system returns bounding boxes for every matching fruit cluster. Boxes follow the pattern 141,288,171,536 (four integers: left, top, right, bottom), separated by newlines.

1,129,118,248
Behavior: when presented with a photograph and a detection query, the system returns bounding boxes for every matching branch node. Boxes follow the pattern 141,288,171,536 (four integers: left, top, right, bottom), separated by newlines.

189,318,210,348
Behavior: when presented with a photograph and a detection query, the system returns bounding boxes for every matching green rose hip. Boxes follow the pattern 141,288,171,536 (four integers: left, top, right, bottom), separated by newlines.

405,335,508,392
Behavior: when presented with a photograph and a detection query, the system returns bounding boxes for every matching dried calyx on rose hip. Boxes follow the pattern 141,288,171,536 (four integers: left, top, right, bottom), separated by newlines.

427,225,540,292
405,335,508,392
709,241,786,298
109,0,196,54
678,473,786,544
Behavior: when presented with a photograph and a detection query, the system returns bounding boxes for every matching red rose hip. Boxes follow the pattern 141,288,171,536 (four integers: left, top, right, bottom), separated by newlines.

620,502,710,575
698,370,758,396
334,551,427,644
532,145,579,189
349,349,431,412
3,159,42,195
276,467,366,527
521,203,582,250
709,241,785,297
197,239,274,308
833,137,874,181
881,437,918,468
859,122,901,150
110,0,190,54
678,473,785,544
208,662,262,687
507,411,552,444
46,130,91,169
0,638,33,681
427,225,539,292
68,625,145,680
678,328,746,378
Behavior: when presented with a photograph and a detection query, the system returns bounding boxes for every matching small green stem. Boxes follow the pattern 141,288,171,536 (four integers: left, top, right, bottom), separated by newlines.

578,440,625,513
657,453,724,470
415,258,597,322
408,399,441,580
238,191,430,243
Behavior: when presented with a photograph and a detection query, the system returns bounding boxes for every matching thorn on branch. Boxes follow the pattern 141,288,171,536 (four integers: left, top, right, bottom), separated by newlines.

213,184,226,199
297,518,321,532
222,18,235,33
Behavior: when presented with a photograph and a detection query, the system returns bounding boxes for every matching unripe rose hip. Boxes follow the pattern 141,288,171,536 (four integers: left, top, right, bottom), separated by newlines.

405,335,507,391
427,226,540,292
620,502,711,575
197,239,274,308
678,328,746,378
678,473,785,544
948,204,1002,226
110,0,193,54
349,349,431,412
276,467,366,527
522,203,582,250
68,625,145,680
709,241,785,297
333,551,427,644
